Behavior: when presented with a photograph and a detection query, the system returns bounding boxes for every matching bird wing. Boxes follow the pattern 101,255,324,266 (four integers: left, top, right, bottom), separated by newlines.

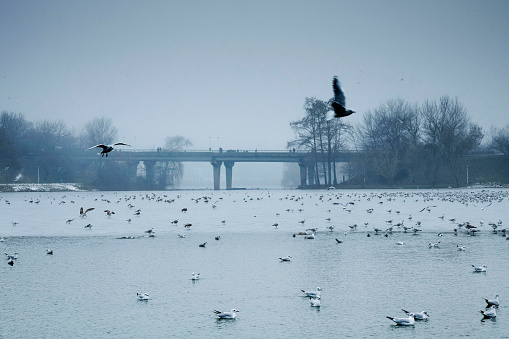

332,76,346,107
80,207,83,215
85,144,107,151
112,142,131,147
85,208,95,213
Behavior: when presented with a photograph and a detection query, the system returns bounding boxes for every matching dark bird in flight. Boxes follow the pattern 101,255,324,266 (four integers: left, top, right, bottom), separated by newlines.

331,76,355,118
85,143,131,157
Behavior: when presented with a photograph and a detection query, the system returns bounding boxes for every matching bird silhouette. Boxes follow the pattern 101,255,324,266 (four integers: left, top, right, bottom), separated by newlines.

85,142,131,157
331,76,355,118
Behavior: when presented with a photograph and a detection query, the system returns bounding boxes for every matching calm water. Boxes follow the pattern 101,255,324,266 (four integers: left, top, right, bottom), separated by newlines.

1,189,509,338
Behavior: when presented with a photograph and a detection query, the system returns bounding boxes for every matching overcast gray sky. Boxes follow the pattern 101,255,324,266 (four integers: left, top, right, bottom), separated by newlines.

1,0,508,150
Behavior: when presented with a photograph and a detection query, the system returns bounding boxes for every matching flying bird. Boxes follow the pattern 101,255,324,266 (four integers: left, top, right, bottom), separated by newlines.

331,76,355,118
80,207,95,217
85,142,131,157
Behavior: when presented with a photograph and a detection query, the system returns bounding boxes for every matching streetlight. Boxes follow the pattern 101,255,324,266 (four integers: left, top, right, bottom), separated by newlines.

466,165,469,185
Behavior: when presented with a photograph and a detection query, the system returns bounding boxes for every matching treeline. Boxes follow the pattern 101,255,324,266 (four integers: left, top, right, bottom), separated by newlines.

288,96,509,187
0,111,190,190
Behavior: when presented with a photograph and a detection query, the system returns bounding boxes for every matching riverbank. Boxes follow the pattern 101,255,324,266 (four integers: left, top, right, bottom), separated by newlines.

0,183,85,192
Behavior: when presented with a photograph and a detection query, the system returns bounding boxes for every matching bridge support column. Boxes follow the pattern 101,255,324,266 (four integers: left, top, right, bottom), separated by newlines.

299,162,307,188
224,161,235,189
211,160,222,190
127,161,139,189
307,164,315,186
144,160,156,189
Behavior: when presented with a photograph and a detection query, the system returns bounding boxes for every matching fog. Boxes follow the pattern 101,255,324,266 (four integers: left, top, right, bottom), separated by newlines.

1,0,509,151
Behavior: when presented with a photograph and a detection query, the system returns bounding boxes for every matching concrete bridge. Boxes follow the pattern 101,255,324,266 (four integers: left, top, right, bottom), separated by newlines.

81,149,356,189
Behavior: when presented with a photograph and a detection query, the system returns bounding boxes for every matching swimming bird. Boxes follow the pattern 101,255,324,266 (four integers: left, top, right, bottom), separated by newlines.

331,76,355,118
215,236,221,241
484,294,499,308
302,287,322,298
428,242,440,248
480,306,497,318
104,210,115,216
46,249,53,255
387,313,415,326
85,142,131,157
304,233,315,239
178,234,186,238
144,228,154,234
457,245,466,251
472,264,487,272
80,207,95,217
310,297,321,307
214,309,239,319
199,242,207,247
191,272,200,280
137,293,149,301
279,255,292,261
402,309,429,320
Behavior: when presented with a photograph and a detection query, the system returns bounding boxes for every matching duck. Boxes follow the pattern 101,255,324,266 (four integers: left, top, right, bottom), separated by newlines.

85,142,131,157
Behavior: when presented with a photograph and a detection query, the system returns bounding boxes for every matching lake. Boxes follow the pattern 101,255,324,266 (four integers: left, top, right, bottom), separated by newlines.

1,188,508,338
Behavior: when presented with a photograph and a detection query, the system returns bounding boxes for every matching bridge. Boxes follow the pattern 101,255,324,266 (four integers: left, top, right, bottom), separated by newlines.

81,149,356,189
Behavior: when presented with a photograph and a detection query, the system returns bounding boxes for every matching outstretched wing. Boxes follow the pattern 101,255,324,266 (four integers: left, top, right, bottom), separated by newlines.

85,208,95,214
112,142,131,147
85,144,107,151
332,76,346,107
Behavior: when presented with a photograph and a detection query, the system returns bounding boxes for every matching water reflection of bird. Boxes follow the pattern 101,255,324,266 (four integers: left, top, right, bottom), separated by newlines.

85,142,131,157
331,76,355,118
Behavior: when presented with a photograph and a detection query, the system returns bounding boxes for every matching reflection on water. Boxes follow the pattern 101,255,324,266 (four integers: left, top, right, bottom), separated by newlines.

1,189,508,338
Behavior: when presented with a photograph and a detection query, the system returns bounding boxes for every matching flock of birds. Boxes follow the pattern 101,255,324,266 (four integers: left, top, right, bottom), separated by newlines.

2,187,508,327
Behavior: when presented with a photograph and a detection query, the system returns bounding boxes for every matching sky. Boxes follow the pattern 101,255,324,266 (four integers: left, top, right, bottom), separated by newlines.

1,0,509,150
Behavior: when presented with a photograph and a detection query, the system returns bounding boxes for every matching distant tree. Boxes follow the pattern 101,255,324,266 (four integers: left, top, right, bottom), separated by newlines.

0,111,32,182
420,96,483,186
80,116,118,148
490,125,509,155
153,135,193,189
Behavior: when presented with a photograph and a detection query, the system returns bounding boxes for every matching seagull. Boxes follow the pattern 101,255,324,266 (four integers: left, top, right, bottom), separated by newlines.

85,142,131,157
84,223,93,229
214,309,239,319
484,294,499,308
457,245,466,251
5,252,18,260
402,309,429,320
302,287,322,298
387,313,415,326
428,242,440,248
144,228,154,234
66,219,74,224
80,207,95,217
46,249,53,255
191,272,200,280
335,238,343,243
199,242,207,247
331,76,355,118
472,264,487,272
279,255,292,261
480,306,497,318
104,210,115,217
310,297,321,307
137,293,149,301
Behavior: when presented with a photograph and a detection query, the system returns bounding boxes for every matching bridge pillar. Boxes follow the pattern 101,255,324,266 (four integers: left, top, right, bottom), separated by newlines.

211,160,222,190
224,161,235,189
307,164,315,186
127,161,139,189
144,160,156,189
299,162,307,188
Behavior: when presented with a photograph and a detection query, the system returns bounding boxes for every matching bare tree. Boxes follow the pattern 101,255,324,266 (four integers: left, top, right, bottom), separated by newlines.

81,116,118,148
490,125,509,155
153,135,193,189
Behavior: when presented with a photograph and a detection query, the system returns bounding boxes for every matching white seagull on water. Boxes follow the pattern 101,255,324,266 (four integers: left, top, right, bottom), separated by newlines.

302,287,322,298
387,313,415,326
214,309,239,319
402,309,429,320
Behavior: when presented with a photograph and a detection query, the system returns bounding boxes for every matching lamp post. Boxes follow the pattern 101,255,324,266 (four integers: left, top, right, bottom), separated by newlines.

466,165,469,185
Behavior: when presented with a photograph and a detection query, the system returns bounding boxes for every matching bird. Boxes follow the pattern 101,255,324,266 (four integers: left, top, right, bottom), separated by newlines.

387,313,415,326
484,294,499,308
144,228,154,234
5,252,18,260
46,249,53,255
457,245,466,251
137,293,149,301
85,142,131,157
302,287,322,298
335,238,343,243
310,297,321,307
80,207,95,217
480,306,497,318
84,223,93,229
66,219,74,224
402,309,429,320
472,264,487,272
104,210,115,216
199,242,207,247
279,255,292,261
331,76,355,118
191,272,200,280
214,309,239,319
